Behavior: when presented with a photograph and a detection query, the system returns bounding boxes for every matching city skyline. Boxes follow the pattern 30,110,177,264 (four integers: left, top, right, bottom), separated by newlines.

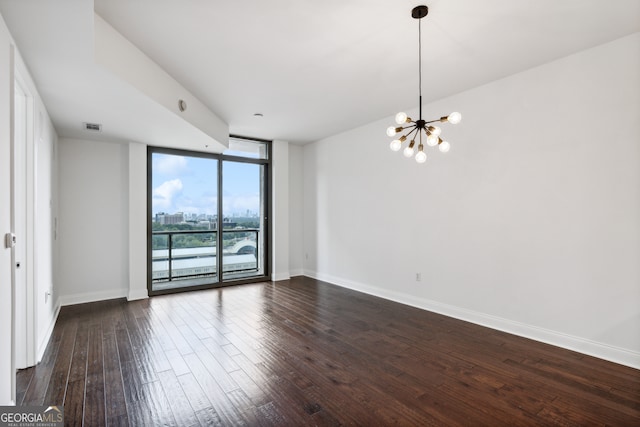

153,210,260,222
152,153,262,217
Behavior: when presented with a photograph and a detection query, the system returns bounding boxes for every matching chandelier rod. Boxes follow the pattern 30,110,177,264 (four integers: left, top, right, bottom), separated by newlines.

418,14,422,122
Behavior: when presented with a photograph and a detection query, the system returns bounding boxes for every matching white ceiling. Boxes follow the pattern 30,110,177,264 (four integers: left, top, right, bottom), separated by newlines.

1,0,639,147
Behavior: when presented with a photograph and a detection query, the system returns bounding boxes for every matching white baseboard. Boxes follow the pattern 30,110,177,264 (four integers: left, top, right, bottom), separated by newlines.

128,288,149,301
1,400,15,406
271,272,291,282
57,288,128,307
36,301,61,364
304,270,640,370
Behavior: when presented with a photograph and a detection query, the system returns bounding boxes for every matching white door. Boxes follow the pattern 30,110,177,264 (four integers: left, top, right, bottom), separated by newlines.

13,77,35,370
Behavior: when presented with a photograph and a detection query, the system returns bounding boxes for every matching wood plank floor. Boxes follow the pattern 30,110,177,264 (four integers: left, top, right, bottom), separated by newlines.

16,276,640,426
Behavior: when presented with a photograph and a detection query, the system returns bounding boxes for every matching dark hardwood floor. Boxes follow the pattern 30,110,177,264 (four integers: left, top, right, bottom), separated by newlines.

16,276,640,426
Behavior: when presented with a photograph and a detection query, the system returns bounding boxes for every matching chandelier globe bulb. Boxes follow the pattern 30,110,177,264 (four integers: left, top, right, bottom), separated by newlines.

447,112,462,124
403,145,415,157
427,134,439,147
395,112,408,124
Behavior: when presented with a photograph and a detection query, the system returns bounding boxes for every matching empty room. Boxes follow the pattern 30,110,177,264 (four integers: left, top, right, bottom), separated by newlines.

0,0,639,425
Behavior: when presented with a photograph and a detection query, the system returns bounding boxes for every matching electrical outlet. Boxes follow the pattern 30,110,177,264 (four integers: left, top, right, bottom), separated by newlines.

416,273,421,281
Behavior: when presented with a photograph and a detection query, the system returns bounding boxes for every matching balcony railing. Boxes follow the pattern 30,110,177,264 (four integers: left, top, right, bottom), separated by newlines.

152,229,259,282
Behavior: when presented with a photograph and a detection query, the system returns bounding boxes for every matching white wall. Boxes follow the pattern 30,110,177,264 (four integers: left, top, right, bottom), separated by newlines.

272,140,290,281
57,138,130,304
289,144,304,276
128,142,148,300
0,12,14,405
303,33,640,368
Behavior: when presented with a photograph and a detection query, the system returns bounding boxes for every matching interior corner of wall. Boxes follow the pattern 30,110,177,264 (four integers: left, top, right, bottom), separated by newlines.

127,289,149,301
271,272,291,282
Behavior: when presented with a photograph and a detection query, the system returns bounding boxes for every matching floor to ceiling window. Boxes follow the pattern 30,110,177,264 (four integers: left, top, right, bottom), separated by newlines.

147,137,270,295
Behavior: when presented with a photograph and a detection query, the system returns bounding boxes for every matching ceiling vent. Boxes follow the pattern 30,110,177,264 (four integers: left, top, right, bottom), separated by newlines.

83,122,102,132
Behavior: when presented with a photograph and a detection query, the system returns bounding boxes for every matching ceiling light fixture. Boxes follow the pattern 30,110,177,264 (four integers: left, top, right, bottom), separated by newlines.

387,5,461,164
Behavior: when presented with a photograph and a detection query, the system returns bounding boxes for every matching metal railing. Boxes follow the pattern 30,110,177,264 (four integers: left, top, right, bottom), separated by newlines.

152,229,259,282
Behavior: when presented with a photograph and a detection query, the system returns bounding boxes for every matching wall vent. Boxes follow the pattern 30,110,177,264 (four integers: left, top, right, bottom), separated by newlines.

83,122,102,132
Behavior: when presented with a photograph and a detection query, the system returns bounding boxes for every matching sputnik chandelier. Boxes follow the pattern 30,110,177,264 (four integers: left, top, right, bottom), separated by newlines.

386,5,461,163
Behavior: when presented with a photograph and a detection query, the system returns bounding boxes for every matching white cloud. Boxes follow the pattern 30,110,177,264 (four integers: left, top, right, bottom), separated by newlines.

152,179,183,212
154,155,187,175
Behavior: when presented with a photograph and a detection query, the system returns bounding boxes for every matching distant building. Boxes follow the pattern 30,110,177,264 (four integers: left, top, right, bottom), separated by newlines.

156,212,184,224
222,217,237,229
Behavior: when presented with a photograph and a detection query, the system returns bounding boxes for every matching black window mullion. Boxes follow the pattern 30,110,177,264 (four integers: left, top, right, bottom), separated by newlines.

217,158,224,283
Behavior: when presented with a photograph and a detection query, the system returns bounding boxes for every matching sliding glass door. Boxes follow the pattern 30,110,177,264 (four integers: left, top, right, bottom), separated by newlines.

222,161,266,280
150,152,219,292
148,138,270,294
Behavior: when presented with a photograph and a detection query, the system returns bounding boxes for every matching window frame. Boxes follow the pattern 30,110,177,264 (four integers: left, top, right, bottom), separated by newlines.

147,136,272,296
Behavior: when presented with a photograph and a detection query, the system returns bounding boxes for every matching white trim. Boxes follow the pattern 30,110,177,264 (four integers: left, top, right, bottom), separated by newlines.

36,301,60,363
2,400,16,406
127,289,149,301
57,288,128,307
271,272,291,282
8,44,16,407
304,270,640,370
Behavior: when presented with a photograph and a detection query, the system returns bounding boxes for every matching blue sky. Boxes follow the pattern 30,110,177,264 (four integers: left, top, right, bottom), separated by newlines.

152,153,261,217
